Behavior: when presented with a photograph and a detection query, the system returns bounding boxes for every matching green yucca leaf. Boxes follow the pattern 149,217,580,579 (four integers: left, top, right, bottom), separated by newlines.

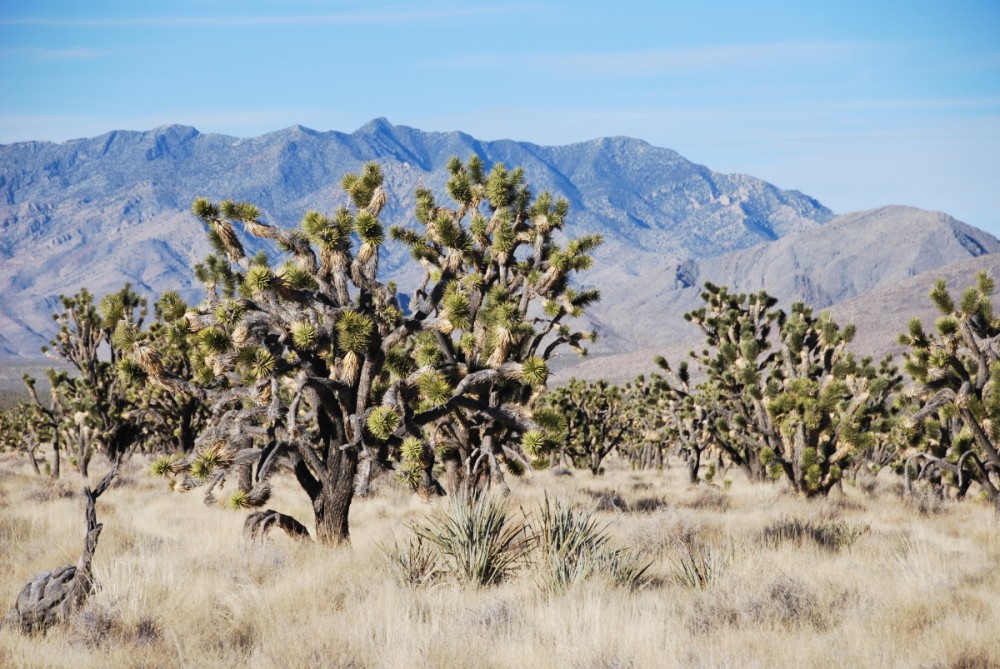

520,356,548,386
111,320,141,350
214,301,244,328
156,291,188,322
355,211,384,246
235,202,260,221
279,262,318,291
150,455,179,477
396,461,423,488
190,458,213,480
117,357,146,383
244,265,273,295
199,326,231,354
367,406,400,440
228,491,251,509
960,286,980,314
935,315,960,337
400,436,424,462
337,310,374,353
418,370,452,408
235,345,259,366
459,332,477,357
291,321,318,351
442,284,471,330
99,294,125,328
250,349,276,380
192,197,218,220
521,430,546,456
301,210,331,236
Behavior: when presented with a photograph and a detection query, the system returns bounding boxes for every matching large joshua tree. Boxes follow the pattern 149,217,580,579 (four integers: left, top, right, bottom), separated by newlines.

133,157,600,545
898,271,1000,503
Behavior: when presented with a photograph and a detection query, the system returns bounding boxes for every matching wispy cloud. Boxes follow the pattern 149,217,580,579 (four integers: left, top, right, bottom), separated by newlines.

0,46,114,61
0,5,534,28
430,41,887,77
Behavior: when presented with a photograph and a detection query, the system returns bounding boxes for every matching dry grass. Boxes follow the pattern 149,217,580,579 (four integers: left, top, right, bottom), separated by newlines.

1,452,998,668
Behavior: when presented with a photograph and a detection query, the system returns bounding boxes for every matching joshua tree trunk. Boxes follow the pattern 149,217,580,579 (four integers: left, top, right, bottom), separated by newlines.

311,457,356,545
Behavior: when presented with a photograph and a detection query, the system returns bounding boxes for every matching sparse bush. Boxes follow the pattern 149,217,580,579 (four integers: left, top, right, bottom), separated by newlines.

378,534,443,588
762,517,870,551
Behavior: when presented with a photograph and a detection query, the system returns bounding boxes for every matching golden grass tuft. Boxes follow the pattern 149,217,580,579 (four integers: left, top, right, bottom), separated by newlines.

0,453,998,668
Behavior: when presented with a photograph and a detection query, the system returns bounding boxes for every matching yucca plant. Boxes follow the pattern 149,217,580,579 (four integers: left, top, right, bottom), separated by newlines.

670,539,726,590
536,494,610,590
411,493,534,587
535,495,652,591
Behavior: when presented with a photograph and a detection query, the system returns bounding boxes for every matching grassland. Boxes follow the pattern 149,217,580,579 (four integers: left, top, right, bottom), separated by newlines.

1,452,998,669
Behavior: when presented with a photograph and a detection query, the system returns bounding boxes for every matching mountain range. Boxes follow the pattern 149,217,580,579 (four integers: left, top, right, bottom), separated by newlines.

1,118,997,381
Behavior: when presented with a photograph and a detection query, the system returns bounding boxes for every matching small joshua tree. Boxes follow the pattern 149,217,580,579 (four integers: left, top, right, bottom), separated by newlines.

134,157,600,545
543,379,639,475
22,287,147,477
898,271,1000,503
650,360,716,483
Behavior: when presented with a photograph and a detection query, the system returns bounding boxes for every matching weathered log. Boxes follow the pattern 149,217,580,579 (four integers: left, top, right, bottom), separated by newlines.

6,459,120,633
243,509,311,542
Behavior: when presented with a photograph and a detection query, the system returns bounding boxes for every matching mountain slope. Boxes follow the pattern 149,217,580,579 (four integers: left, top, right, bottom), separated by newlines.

0,119,833,357
563,222,1000,382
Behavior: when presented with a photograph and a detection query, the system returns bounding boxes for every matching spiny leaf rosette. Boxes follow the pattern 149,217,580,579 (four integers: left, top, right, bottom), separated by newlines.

897,271,1000,504
132,157,600,545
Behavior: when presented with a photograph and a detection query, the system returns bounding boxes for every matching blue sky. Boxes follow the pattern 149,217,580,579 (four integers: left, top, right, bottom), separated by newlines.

1,1,998,234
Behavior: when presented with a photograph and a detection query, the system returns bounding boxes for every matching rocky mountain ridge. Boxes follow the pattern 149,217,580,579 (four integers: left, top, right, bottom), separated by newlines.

1,119,996,371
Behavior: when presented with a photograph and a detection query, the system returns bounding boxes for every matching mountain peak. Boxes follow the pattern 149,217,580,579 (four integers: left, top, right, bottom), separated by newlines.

354,117,396,137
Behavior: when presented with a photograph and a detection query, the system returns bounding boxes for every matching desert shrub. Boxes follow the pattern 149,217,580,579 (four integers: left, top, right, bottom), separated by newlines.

761,517,870,551
583,488,629,512
681,486,731,512
686,575,824,634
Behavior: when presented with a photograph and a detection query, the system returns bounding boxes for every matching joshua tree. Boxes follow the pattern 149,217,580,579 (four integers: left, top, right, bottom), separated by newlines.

659,284,899,495
117,291,212,454
20,287,147,477
391,157,601,494
617,375,671,472
763,302,900,495
135,157,600,545
543,379,638,475
0,400,48,475
6,458,121,632
672,284,785,482
650,360,716,483
898,271,1000,503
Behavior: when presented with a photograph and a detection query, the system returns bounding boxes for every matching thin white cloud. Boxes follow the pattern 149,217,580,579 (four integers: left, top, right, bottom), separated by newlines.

0,46,114,61
0,5,534,28
432,41,888,77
